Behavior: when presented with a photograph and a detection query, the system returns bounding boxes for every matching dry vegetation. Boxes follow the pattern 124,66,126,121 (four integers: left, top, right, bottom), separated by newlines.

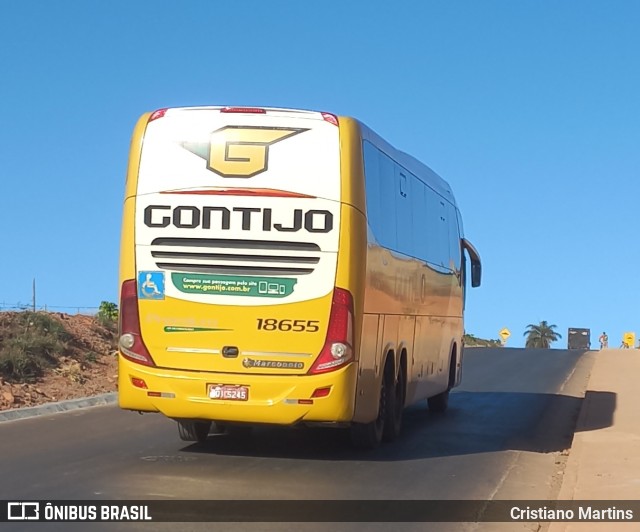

0,312,118,411
463,333,503,347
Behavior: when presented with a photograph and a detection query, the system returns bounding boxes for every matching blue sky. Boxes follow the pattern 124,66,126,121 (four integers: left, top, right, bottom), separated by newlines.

1,1,638,348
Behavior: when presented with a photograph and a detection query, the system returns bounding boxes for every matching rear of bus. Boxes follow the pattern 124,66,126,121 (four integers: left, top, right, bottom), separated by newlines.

118,106,365,430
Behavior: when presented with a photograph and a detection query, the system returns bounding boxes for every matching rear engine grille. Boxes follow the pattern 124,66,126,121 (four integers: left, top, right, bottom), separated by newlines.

149,238,321,276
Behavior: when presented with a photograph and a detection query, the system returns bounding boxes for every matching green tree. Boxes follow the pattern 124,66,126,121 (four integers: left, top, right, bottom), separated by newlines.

524,321,562,348
97,301,118,325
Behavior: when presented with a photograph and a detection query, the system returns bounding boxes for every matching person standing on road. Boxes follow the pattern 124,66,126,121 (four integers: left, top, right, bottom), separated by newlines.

599,332,608,349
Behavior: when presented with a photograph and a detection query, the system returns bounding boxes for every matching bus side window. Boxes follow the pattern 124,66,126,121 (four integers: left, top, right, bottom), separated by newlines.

424,187,447,270
447,203,461,273
378,150,397,249
395,167,413,255
461,249,467,308
414,181,428,263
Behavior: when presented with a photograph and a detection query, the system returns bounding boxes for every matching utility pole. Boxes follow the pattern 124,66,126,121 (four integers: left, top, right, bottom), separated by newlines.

32,278,36,312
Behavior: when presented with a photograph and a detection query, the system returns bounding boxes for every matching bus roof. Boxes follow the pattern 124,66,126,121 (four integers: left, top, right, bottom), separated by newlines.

153,105,330,121
357,120,456,206
146,106,457,207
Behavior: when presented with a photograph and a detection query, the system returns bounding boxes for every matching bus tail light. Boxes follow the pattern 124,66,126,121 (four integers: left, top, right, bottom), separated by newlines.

119,280,156,367
308,288,354,375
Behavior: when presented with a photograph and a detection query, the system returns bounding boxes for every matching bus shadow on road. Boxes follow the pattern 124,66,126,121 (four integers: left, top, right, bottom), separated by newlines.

179,390,615,461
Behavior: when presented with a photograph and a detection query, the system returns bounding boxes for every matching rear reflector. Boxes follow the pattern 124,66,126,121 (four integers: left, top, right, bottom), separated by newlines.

131,377,148,389
311,386,332,398
147,391,176,398
221,107,266,114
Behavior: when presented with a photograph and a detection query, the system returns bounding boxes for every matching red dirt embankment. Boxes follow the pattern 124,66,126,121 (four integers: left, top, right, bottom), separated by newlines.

0,312,118,411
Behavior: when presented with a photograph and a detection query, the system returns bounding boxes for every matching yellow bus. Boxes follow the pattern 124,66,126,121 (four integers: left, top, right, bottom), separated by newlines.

118,106,481,448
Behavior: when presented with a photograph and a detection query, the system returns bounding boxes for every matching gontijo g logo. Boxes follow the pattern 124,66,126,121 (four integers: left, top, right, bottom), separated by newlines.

182,126,309,178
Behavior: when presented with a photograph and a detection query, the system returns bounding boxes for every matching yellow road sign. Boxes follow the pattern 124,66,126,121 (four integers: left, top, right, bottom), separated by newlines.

499,328,511,340
623,332,635,348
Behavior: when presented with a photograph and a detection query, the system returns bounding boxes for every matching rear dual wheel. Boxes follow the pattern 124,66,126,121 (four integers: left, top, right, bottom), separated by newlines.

383,364,405,442
350,362,404,449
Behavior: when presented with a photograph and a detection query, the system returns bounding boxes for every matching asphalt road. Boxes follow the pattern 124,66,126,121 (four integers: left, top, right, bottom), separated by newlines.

0,347,595,532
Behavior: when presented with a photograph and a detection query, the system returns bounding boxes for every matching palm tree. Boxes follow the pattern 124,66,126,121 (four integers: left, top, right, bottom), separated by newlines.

524,321,562,348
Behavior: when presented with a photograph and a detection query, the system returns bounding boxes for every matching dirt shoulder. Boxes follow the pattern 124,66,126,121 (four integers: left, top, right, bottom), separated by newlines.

0,312,118,411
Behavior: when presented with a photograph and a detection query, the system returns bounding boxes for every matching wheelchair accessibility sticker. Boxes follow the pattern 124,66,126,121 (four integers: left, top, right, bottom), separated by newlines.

138,271,165,300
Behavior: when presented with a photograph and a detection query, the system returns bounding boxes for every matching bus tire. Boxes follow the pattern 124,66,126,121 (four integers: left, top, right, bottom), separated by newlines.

428,351,456,413
383,362,405,442
177,420,211,443
350,364,390,449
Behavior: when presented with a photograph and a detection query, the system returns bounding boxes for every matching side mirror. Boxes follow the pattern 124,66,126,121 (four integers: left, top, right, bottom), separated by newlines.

462,238,481,288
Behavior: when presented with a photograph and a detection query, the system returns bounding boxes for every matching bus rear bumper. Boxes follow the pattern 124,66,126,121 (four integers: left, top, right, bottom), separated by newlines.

118,355,357,425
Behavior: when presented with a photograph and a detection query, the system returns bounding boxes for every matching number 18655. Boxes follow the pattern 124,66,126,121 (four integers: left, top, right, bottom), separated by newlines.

256,319,320,332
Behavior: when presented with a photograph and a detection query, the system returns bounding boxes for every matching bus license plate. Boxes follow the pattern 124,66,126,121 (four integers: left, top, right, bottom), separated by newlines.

208,385,248,401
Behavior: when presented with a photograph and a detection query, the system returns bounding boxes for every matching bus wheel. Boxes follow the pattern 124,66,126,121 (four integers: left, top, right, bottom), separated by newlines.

350,366,390,449
383,364,405,442
428,351,456,413
177,420,211,443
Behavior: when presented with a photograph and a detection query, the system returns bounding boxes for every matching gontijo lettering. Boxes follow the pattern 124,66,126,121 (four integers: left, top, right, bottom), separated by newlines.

143,205,333,233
